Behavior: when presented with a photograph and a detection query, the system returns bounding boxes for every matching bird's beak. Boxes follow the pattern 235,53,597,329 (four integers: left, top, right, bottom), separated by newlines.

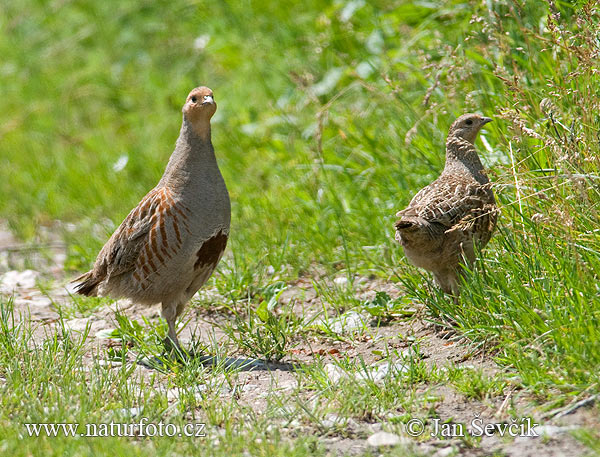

481,117,493,125
202,95,215,105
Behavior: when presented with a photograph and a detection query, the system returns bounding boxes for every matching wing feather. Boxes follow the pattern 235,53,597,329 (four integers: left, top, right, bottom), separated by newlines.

86,186,190,289
396,175,495,237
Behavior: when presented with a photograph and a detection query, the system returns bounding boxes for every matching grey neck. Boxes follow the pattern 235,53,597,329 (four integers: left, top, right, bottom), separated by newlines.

158,118,217,188
443,135,488,184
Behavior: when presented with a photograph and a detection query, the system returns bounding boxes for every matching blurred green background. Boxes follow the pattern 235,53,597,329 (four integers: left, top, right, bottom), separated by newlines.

1,0,600,389
1,0,507,273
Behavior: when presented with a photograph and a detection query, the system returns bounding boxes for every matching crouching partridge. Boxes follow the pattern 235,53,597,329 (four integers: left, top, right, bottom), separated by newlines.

73,86,230,352
394,114,497,301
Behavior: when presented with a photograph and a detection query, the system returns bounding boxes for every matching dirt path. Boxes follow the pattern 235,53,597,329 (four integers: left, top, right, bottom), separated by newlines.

0,224,596,456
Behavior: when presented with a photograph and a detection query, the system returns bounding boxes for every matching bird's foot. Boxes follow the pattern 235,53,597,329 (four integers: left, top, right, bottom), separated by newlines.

162,337,192,362
137,342,192,370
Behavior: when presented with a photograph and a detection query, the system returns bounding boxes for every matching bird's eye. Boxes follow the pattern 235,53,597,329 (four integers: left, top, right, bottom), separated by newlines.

465,119,473,125
191,96,197,103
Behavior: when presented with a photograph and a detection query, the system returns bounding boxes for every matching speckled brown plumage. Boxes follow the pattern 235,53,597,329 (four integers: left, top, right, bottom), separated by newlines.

73,87,230,351
394,113,497,301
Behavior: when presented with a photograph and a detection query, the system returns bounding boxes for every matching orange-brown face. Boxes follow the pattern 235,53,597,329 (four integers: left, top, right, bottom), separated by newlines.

182,86,217,123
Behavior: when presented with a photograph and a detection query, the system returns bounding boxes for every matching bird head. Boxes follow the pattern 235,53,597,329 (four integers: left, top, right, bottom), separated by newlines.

448,114,492,144
182,86,217,139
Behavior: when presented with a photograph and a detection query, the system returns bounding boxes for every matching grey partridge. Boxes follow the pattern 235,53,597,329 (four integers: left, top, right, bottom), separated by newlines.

394,113,497,301
73,86,230,351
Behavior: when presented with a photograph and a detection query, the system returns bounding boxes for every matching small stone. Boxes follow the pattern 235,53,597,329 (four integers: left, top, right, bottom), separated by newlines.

64,317,91,332
325,359,409,384
369,422,383,433
15,295,52,308
333,276,348,286
356,361,409,382
322,310,367,334
166,388,182,401
240,384,258,392
325,363,347,383
97,360,122,368
367,431,402,447
533,424,579,437
321,413,343,428
0,270,39,293
514,424,579,443
434,447,457,457
114,407,143,418
278,380,296,391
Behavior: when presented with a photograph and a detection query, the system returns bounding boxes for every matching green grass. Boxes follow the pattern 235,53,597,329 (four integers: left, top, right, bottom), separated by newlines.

1,0,600,455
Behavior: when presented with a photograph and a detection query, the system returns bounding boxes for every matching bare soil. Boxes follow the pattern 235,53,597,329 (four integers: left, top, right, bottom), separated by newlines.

0,224,596,457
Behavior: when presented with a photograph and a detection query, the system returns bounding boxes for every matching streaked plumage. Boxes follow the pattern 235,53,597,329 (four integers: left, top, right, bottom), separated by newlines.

394,113,497,300
74,86,230,350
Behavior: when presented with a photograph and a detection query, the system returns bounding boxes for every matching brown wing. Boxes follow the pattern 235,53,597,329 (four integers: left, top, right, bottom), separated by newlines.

91,186,192,286
396,177,495,237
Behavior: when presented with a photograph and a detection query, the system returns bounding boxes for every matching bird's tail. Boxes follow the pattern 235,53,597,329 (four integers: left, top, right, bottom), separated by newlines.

71,271,100,297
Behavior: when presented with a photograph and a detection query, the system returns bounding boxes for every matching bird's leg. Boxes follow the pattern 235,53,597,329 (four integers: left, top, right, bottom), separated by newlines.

135,303,185,370
433,271,453,295
161,302,182,355
174,302,204,359
434,270,460,305
445,268,461,305
449,277,460,305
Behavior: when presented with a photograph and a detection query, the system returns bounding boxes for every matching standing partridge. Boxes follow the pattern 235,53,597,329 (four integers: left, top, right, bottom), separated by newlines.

394,113,497,301
73,86,230,351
